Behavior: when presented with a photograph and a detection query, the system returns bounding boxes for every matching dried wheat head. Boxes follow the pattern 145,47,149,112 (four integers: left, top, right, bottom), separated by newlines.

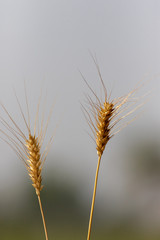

0,86,54,196
82,56,143,158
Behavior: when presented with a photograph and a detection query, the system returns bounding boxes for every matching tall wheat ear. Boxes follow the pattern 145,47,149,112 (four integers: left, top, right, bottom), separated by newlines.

0,85,55,240
81,56,145,240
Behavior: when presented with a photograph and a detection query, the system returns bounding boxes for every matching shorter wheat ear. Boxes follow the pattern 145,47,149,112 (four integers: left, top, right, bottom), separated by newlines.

26,133,48,240
0,86,55,240
82,56,144,240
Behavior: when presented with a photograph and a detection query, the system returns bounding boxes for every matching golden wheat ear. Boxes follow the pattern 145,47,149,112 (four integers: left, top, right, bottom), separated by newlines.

0,85,55,240
82,56,145,240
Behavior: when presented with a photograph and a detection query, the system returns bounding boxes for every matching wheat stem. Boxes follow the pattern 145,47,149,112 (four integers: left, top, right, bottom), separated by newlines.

87,155,101,240
38,195,49,240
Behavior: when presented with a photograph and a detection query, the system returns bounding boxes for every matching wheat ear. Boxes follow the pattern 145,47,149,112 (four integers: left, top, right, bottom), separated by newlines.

0,86,54,240
26,133,48,240
82,56,143,240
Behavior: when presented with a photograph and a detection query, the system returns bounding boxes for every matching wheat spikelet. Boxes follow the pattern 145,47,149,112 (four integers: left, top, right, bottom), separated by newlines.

82,55,144,240
95,101,114,157
26,134,43,196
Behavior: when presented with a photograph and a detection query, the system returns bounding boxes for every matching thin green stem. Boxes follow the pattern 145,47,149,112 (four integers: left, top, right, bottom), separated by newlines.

38,194,49,240
87,155,102,240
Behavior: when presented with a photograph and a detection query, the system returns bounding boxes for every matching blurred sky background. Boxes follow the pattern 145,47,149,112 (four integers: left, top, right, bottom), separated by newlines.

0,0,160,239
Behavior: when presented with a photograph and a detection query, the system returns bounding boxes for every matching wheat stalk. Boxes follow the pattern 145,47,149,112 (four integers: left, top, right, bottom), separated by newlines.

81,56,144,240
0,85,55,240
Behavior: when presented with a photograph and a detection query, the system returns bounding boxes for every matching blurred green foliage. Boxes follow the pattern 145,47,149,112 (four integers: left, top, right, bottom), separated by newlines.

1,222,160,240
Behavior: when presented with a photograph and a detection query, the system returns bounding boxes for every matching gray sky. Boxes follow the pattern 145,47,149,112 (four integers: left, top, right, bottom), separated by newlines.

0,0,160,210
